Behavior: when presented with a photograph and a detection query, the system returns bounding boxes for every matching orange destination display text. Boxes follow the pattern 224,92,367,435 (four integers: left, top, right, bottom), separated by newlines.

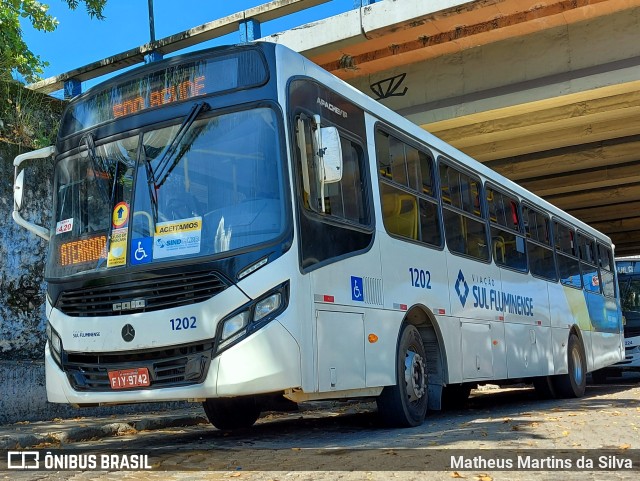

112,76,205,118
60,235,107,266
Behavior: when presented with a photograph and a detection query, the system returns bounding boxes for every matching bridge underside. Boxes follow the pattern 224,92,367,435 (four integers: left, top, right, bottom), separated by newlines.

279,0,640,255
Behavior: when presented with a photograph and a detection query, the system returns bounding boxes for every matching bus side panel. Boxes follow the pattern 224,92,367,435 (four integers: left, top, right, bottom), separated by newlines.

549,284,591,373
377,234,451,322
500,268,553,378
585,292,624,369
445,253,506,380
377,233,459,382
432,316,461,384
309,249,384,393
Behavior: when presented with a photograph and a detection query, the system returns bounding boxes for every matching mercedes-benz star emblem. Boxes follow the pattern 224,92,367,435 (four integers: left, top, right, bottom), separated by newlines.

121,324,136,342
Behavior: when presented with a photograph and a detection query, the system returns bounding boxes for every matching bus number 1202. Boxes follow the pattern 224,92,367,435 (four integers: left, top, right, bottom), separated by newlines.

409,268,432,289
170,316,197,331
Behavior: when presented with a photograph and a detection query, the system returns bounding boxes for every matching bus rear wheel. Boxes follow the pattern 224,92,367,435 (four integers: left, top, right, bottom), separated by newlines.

552,333,586,398
377,324,428,427
202,396,261,431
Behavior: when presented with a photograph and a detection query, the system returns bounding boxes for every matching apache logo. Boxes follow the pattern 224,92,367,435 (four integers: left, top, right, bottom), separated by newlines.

455,270,470,307
316,97,348,118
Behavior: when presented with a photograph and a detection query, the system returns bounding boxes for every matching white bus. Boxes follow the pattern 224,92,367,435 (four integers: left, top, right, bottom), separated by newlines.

13,42,624,429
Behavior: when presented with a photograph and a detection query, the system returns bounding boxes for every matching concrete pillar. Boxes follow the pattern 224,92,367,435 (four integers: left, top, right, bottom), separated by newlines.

145,51,164,63
240,18,262,42
63,79,81,99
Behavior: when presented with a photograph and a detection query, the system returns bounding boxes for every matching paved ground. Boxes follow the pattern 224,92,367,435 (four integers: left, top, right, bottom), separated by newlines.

1,374,639,480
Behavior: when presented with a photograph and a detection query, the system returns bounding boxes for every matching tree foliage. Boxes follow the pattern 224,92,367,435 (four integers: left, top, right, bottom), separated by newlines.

0,0,107,83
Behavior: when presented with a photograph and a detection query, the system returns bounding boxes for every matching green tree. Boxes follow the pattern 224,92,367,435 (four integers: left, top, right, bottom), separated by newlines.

0,0,107,83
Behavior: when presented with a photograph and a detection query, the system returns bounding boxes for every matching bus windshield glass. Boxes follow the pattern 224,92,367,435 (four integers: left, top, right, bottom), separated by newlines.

46,107,286,278
620,277,640,337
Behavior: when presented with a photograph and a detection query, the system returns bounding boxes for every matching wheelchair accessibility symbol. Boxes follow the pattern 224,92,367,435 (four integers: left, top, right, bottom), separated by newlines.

351,276,364,302
130,237,152,265
134,242,147,261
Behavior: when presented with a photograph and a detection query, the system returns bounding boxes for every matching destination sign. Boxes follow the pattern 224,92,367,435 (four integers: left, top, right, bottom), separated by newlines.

59,235,107,266
60,49,268,137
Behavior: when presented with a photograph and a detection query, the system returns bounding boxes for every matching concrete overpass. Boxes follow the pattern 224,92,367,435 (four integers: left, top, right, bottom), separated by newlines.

269,0,640,256
29,0,640,254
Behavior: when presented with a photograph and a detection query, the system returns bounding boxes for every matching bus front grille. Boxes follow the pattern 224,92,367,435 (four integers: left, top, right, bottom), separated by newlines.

56,270,228,317
64,341,214,391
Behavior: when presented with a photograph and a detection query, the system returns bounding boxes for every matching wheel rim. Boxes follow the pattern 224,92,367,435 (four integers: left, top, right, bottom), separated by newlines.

571,347,583,385
404,349,427,402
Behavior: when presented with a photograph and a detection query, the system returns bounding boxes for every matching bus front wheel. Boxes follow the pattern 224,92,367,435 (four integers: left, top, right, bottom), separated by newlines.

377,324,428,427
202,396,261,431
552,333,586,398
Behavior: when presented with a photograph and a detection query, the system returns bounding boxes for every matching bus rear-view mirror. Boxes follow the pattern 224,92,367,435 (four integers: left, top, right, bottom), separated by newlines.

14,169,24,210
319,126,343,184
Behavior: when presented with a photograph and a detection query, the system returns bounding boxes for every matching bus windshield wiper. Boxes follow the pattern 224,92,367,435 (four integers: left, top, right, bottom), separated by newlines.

80,133,111,203
149,101,210,192
143,148,159,228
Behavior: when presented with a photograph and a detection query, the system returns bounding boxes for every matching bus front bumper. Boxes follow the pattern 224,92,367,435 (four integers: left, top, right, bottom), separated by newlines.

46,319,301,405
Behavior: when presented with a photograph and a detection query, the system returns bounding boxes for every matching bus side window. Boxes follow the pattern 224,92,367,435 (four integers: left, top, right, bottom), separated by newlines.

522,205,557,281
578,232,601,293
440,161,489,261
295,114,368,225
554,221,582,289
486,186,527,271
597,243,616,298
376,129,441,246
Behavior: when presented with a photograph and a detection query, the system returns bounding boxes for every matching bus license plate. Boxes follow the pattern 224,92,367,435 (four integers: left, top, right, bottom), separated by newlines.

108,368,150,389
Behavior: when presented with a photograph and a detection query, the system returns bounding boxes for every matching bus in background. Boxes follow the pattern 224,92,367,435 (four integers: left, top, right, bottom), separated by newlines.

13,42,624,430
592,257,640,381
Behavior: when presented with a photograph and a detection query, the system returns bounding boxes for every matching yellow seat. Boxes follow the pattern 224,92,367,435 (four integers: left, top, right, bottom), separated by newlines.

382,193,418,239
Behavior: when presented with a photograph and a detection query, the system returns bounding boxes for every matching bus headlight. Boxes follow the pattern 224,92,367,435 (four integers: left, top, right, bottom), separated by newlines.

220,311,250,343
216,282,289,354
46,322,63,366
254,293,282,322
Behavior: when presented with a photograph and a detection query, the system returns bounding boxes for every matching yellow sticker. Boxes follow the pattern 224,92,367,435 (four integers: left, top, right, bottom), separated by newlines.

112,202,130,228
107,227,128,267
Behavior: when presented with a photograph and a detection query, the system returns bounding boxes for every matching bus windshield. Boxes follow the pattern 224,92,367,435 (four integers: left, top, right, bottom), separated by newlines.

46,107,286,278
620,277,640,337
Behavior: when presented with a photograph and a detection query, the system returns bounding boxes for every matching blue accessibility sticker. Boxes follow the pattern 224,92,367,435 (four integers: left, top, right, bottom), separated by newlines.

130,237,153,265
351,276,364,302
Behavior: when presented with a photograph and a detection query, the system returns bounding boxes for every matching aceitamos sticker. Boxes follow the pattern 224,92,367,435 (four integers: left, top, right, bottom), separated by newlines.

153,216,202,259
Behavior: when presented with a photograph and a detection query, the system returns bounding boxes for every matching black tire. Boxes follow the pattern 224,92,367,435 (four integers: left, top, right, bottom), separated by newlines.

552,333,586,398
442,384,472,409
202,396,261,431
532,376,557,399
377,324,428,427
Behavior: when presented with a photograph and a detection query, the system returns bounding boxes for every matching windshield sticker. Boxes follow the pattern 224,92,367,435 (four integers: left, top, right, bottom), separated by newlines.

131,237,153,265
153,216,202,259
107,227,128,267
55,218,74,235
112,202,130,228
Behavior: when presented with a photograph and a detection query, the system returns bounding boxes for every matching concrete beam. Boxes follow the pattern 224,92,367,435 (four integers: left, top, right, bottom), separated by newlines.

460,112,640,162
569,201,640,224
520,161,640,197
27,0,331,94
545,182,640,211
487,135,640,181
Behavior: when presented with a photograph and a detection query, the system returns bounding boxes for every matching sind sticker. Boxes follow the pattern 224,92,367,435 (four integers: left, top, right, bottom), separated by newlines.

153,216,202,259
107,227,128,267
